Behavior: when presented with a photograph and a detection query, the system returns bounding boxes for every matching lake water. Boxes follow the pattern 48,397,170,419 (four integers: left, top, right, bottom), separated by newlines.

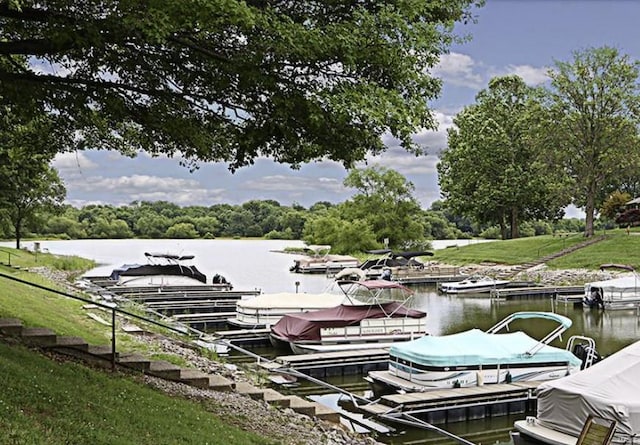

2,238,637,444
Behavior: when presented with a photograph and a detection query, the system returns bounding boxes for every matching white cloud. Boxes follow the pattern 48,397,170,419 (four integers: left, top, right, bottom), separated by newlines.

500,64,549,85
380,110,455,156
244,175,347,194
431,52,485,89
52,152,98,172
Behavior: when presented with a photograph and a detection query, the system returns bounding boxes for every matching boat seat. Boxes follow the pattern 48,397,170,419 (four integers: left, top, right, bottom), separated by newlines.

576,415,617,445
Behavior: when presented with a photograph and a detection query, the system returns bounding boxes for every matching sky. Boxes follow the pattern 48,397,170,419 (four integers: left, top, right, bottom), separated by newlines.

52,1,640,217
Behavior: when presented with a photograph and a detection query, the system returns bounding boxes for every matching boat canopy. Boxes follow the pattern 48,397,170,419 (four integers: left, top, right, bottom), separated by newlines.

536,340,640,439
585,275,640,292
111,263,207,284
144,252,195,261
238,292,344,309
271,303,426,342
389,329,582,368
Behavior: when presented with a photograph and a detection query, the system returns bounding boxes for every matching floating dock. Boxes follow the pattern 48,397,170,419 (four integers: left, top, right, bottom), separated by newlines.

358,381,540,425
260,348,389,378
490,285,583,300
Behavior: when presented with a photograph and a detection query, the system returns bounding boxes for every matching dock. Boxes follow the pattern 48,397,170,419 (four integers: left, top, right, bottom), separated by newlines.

358,381,540,425
260,348,389,378
490,285,583,300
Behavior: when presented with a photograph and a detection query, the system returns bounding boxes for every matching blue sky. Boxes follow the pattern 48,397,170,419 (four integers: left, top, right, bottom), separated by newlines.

53,1,640,217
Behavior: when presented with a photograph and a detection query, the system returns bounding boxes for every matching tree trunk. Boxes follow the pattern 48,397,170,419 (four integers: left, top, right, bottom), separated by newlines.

510,207,520,239
14,217,21,250
499,213,507,240
584,189,596,237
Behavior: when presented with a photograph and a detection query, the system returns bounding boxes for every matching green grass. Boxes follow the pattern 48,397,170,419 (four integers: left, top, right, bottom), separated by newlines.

0,247,95,273
0,343,274,445
432,230,640,270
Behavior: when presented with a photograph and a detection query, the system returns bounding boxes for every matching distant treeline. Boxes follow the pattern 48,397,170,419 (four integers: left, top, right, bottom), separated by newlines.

0,199,593,244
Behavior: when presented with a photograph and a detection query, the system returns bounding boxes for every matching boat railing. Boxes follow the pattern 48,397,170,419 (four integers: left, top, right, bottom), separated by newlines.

567,335,598,369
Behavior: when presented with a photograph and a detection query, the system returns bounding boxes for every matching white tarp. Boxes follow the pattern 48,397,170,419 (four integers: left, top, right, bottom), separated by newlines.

536,340,640,438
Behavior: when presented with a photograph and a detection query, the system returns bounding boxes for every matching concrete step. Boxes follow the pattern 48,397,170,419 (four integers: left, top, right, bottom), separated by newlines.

261,388,292,407
207,374,235,391
311,403,340,423
235,381,265,397
286,395,317,416
87,345,119,359
47,336,90,352
118,353,152,371
177,369,211,388
0,318,24,335
21,327,57,346
148,360,183,379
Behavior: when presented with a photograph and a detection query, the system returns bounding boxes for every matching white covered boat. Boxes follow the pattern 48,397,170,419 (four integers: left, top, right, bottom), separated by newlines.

367,312,599,395
583,264,640,310
289,245,359,274
269,280,427,354
514,340,640,445
227,291,346,328
109,252,229,288
438,275,510,294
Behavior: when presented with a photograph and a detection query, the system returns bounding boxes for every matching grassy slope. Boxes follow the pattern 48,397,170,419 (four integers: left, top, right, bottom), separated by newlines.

0,250,273,444
0,343,273,445
432,230,640,270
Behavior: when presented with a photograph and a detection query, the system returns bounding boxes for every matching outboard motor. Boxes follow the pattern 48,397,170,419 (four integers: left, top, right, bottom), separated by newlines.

212,274,228,284
573,342,602,370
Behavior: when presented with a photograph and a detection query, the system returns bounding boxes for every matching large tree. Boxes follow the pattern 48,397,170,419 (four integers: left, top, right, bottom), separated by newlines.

439,75,570,239
0,116,66,248
342,166,424,249
546,46,640,237
0,0,480,169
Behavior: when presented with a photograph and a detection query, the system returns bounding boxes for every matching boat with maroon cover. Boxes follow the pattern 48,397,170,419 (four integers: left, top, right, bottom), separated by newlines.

269,280,427,354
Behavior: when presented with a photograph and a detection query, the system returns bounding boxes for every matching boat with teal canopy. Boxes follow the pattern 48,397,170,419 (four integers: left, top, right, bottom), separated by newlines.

367,312,599,395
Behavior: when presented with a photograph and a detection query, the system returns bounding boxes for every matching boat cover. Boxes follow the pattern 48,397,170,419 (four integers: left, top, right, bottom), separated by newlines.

238,293,345,309
111,264,207,284
389,329,582,367
585,275,640,292
536,340,640,438
270,303,426,342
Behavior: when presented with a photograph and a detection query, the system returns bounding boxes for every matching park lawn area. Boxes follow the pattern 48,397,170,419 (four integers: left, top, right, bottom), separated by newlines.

0,343,275,445
432,230,640,270
432,233,589,265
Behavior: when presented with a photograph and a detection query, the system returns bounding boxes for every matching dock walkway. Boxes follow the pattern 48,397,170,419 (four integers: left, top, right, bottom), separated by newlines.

359,381,540,424
490,286,583,300
260,348,389,378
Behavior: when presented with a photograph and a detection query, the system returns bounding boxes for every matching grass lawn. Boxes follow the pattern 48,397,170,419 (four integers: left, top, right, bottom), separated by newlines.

0,343,275,445
433,230,640,270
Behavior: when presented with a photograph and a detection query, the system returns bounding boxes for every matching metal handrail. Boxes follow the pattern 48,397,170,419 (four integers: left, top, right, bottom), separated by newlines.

0,271,207,370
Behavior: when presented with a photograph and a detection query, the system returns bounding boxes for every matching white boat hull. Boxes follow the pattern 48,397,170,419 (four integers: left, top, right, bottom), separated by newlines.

369,362,576,393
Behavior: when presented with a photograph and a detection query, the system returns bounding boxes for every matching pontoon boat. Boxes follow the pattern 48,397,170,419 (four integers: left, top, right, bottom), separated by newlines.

269,280,427,354
367,312,599,395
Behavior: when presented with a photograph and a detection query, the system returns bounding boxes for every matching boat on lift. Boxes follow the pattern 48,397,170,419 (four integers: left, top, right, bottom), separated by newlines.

583,264,640,310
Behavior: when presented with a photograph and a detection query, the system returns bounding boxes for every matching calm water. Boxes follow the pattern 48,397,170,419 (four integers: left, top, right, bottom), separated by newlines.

3,239,638,444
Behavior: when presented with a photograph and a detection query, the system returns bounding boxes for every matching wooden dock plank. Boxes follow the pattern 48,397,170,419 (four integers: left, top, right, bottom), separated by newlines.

491,286,583,299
